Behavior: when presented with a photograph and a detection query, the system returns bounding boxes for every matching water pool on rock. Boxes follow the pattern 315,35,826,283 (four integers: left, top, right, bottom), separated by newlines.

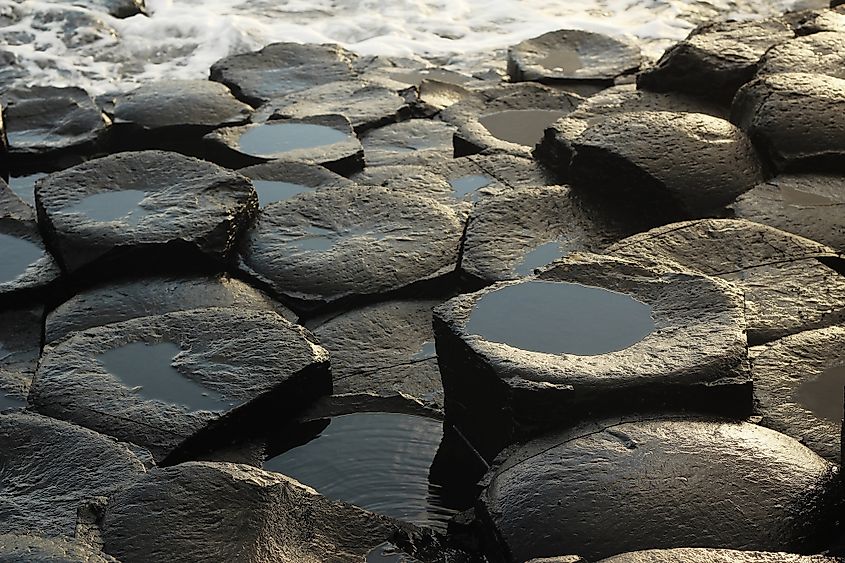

61,189,149,225
796,364,845,424
0,233,46,284
238,123,350,158
478,109,568,147
251,180,311,206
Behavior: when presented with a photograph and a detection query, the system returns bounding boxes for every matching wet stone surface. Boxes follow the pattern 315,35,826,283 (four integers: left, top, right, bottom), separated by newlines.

5,172,44,207
434,253,750,461
479,417,841,562
608,219,845,344
239,159,354,207
352,165,474,213
0,411,146,537
0,534,120,562
34,150,257,276
757,32,845,80
0,304,43,410
30,308,330,462
361,120,457,166
0,216,61,301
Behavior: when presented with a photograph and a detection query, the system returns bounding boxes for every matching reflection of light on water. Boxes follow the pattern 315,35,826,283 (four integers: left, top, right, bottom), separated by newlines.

0,233,44,284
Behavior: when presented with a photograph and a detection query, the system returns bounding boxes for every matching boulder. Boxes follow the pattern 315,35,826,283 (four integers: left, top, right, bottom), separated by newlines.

756,32,845,79
30,308,330,463
434,253,750,461
361,119,457,166
0,534,119,562
0,304,43,410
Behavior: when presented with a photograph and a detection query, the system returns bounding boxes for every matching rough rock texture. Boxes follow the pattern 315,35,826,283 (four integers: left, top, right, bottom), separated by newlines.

788,7,845,34
757,32,845,79
729,173,845,252
0,86,109,162
637,18,795,104
240,159,354,207
595,550,840,563
731,72,845,172
0,304,43,410
434,253,750,461
238,185,463,313
204,114,364,174
209,42,358,107
88,0,147,18
100,461,425,563
361,120,457,166
752,326,845,464
0,179,34,219
0,214,62,301
45,274,295,344
352,165,474,215
34,150,257,275
429,153,557,190
0,411,146,537
479,417,841,562
507,29,642,84
0,534,120,562
569,111,764,222
310,299,445,408
30,308,330,462
533,84,727,179
460,185,627,282
608,219,845,344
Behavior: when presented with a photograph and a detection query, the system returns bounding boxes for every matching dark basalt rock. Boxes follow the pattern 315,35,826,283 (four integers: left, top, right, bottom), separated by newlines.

607,219,845,344
731,72,845,172
637,18,794,104
0,534,119,562
728,173,845,252
30,308,330,463
100,461,434,563
87,0,147,18
239,160,354,207
595,549,841,563
0,304,43,410
309,299,445,408
0,178,34,219
204,114,364,174
752,326,845,464
0,103,7,179
0,214,62,302
431,153,557,189
460,185,627,283
238,185,463,314
434,253,750,461
107,80,252,153
757,32,845,79
361,119,457,166
45,274,295,344
6,171,47,207
34,150,257,276
533,84,727,179
507,29,642,85
569,111,764,223
209,42,358,107
478,417,841,562
352,165,474,214
1,86,110,167
0,411,146,537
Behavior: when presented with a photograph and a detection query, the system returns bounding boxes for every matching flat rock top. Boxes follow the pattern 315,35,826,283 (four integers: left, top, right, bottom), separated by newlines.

0,216,61,296
597,548,841,563
0,534,119,563
481,417,839,562
0,411,146,537
757,32,845,79
683,18,794,61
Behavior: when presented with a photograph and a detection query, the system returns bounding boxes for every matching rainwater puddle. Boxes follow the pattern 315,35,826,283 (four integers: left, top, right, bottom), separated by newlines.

0,233,43,283
252,180,311,206
62,189,149,225
514,241,565,275
479,109,566,147
796,364,845,423
239,123,348,157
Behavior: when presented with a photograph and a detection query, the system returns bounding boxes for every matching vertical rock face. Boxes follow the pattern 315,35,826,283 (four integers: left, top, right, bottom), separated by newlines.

478,417,841,563
0,534,120,562
0,411,146,538
0,304,43,409
30,308,331,463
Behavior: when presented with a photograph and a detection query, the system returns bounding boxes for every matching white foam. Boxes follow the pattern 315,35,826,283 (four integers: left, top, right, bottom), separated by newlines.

0,0,823,95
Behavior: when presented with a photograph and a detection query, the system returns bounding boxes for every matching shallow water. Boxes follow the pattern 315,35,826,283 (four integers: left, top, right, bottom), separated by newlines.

62,189,149,225
796,365,845,423
466,280,655,355
479,109,567,147
98,341,232,411
366,543,418,562
0,233,43,283
238,123,348,157
7,173,46,206
780,185,834,207
449,174,492,197
0,393,25,410
538,46,583,72
514,241,565,276
252,179,311,206
263,412,456,531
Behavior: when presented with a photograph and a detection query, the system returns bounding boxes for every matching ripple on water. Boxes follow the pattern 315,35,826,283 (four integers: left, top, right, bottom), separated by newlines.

263,412,457,531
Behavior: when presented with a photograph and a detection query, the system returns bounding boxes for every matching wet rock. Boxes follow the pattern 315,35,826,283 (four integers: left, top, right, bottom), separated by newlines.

478,417,841,562
637,18,794,104
309,299,445,408
30,307,330,463
569,111,764,222
84,0,147,18
239,160,354,207
526,558,585,563
204,114,364,174
595,549,841,563
607,219,845,344
100,461,432,563
0,214,62,302
0,534,119,562
6,171,47,207
209,42,358,107
433,153,557,189
238,185,463,314
434,253,750,461
34,150,257,276
507,29,642,85
0,411,146,537
757,32,845,79
752,325,845,464
731,72,845,172
0,86,109,167
460,185,627,283
0,178,33,219
533,84,727,179
0,304,43,410
45,274,295,344
352,165,473,214
728,173,845,252
361,119,457,166
107,80,252,153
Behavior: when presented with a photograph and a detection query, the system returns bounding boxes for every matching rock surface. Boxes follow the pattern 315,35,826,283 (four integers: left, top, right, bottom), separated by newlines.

0,214,62,301
479,417,841,562
30,308,330,462
0,411,146,537
239,159,354,207
34,150,257,275
361,119,457,166
0,179,34,219
757,32,845,79
0,304,43,410
595,550,840,563
0,534,119,562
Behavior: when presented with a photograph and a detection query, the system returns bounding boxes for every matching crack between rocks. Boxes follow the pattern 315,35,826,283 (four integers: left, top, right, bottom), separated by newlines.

332,356,439,382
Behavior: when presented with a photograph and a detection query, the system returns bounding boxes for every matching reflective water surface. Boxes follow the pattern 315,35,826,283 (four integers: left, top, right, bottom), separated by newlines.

514,241,565,276
252,180,311,206
239,123,348,157
366,542,419,562
449,174,492,197
62,189,149,225
479,109,567,147
0,233,43,283
466,280,655,355
8,172,46,205
538,46,584,72
779,185,833,207
796,364,845,423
